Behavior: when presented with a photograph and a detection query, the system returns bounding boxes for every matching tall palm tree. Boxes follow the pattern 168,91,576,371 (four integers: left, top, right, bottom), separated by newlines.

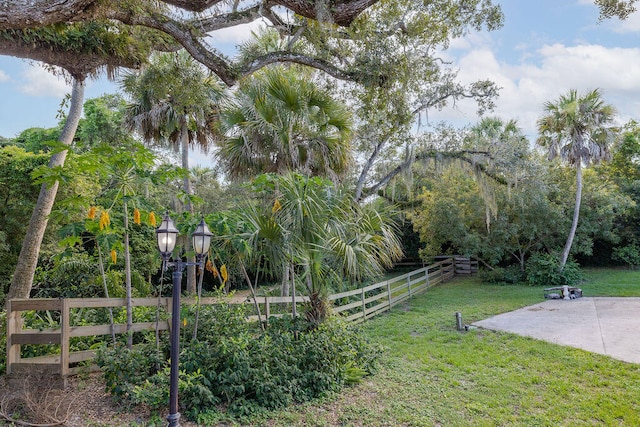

537,88,617,270
217,67,352,182
122,51,224,292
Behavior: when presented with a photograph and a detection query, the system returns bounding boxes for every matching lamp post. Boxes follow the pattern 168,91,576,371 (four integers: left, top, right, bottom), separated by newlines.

156,213,212,427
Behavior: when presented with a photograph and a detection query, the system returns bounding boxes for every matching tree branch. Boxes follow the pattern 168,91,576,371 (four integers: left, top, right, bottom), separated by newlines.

0,0,100,29
413,79,499,116
270,0,379,26
354,133,391,202
105,7,241,85
0,0,381,32
360,149,507,200
108,6,373,86
0,30,141,78
2,1,383,86
240,51,361,83
161,0,227,12
195,4,263,32
595,0,637,20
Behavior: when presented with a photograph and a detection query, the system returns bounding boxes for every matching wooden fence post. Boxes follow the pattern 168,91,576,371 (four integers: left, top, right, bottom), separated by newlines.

425,266,430,288
387,280,392,310
6,300,21,375
407,273,412,297
60,298,70,377
292,290,297,318
264,296,270,321
361,287,366,320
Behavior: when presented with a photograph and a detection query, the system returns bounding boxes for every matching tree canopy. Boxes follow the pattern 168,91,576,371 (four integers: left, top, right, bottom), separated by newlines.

1,0,502,86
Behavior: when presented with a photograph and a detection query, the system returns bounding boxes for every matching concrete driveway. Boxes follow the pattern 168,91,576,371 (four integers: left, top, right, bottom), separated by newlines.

472,297,640,364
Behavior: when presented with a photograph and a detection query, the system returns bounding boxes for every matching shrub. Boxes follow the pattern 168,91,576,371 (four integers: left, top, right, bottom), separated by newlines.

97,306,381,422
612,244,640,269
131,367,218,420
478,265,525,284
525,252,582,287
95,343,163,400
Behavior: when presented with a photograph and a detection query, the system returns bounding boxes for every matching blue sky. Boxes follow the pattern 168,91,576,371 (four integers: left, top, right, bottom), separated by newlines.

1,0,639,140
431,0,640,135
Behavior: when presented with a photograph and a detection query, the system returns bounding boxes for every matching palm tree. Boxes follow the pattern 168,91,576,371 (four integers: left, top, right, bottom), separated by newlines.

190,166,222,214
217,67,352,182
122,51,224,292
537,89,617,270
246,173,403,323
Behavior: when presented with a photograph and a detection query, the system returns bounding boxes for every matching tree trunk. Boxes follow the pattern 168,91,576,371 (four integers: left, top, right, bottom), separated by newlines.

290,263,297,318
560,164,583,271
240,262,264,331
354,137,387,202
123,201,133,348
281,263,290,296
180,121,197,293
96,242,116,346
7,78,85,300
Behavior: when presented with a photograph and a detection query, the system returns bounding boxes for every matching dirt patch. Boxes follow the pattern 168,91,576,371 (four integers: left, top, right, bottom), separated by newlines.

0,374,198,427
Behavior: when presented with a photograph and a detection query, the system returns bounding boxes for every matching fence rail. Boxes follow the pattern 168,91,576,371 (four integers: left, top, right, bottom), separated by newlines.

5,257,464,379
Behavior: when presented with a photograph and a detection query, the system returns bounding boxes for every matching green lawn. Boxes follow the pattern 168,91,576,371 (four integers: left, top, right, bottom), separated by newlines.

261,269,640,426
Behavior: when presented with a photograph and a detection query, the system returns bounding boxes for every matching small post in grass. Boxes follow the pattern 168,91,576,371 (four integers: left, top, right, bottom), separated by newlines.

455,312,464,331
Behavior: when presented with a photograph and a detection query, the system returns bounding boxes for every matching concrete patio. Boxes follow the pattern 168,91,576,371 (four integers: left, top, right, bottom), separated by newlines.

473,297,640,364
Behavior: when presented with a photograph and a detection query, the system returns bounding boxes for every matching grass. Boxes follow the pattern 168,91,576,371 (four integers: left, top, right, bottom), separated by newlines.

260,269,640,426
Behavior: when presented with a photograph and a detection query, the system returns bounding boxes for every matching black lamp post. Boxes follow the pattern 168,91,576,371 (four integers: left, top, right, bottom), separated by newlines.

156,213,212,427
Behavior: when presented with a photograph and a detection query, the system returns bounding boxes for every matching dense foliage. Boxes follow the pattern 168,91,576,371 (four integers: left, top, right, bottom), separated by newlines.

96,303,380,422
408,118,640,280
0,146,49,297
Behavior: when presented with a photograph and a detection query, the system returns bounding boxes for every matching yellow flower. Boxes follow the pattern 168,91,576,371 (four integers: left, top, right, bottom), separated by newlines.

110,249,117,264
99,211,111,230
183,318,187,327
220,264,228,284
205,260,214,274
272,199,282,213
149,211,157,227
133,208,141,225
87,206,96,220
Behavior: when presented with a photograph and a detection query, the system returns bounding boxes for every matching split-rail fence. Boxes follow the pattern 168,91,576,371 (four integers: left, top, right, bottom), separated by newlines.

5,257,475,380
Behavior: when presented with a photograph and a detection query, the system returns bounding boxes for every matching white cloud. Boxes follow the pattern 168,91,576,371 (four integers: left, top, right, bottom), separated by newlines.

610,12,640,33
448,32,494,53
19,66,70,97
0,69,8,82
207,20,265,47
430,41,640,138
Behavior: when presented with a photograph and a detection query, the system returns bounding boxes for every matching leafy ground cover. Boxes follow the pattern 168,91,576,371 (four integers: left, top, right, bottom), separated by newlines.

262,269,640,426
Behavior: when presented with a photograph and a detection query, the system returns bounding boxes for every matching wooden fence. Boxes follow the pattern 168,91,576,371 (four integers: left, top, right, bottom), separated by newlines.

5,257,460,379
434,255,478,275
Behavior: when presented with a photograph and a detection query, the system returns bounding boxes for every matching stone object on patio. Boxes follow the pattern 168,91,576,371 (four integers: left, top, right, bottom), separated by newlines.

544,285,582,300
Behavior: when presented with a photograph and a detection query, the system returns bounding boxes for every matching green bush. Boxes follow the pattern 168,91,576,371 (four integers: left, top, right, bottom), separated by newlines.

95,343,164,399
97,305,381,422
131,367,218,420
478,265,525,284
613,244,640,269
525,252,582,287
